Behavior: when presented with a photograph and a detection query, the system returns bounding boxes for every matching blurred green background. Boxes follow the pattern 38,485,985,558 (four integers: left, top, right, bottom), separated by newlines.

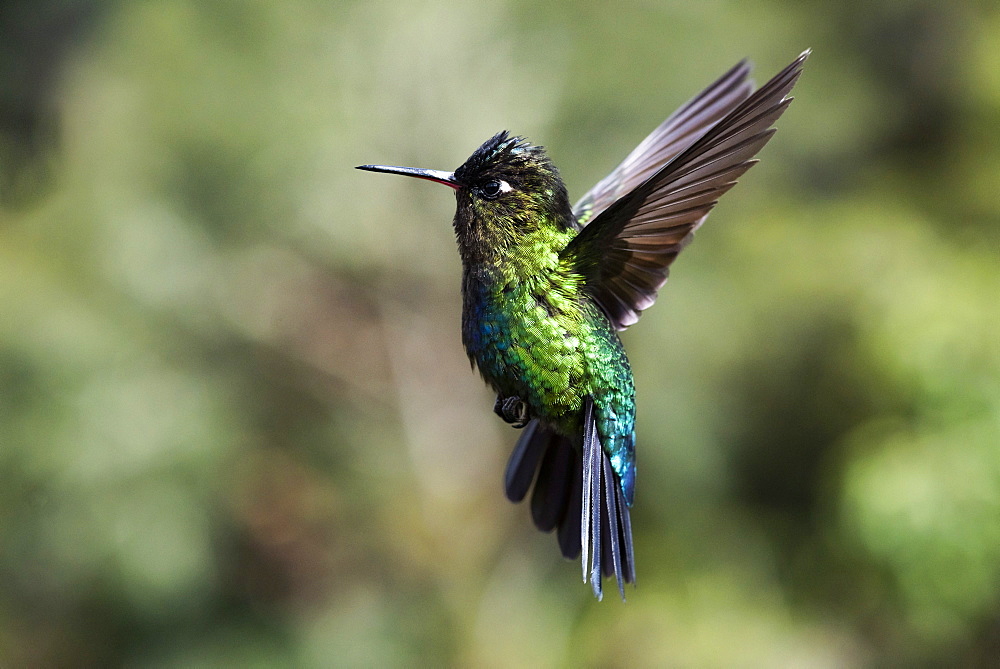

2,0,999,666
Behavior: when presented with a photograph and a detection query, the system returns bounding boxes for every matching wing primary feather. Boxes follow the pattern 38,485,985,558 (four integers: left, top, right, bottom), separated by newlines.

562,50,808,331
572,57,756,224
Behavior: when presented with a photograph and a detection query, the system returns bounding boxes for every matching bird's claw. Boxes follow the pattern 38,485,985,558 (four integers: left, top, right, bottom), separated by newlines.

493,395,530,428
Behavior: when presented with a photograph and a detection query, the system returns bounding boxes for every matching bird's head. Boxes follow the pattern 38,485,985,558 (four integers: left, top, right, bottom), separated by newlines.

358,131,574,264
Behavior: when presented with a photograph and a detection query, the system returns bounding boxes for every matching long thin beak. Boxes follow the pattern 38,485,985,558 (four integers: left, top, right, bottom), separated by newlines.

356,164,459,189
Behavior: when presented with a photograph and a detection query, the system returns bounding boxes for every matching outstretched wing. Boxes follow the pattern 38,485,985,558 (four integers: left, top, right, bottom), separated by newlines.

563,50,809,330
573,59,754,227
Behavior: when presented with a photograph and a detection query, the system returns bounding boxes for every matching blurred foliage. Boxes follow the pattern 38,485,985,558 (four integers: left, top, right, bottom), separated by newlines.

2,0,999,666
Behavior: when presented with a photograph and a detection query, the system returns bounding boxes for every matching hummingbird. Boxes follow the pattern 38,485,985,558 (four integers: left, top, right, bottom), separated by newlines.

358,50,808,600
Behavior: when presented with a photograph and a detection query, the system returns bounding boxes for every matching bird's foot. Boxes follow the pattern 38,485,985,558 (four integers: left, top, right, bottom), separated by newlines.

493,395,530,428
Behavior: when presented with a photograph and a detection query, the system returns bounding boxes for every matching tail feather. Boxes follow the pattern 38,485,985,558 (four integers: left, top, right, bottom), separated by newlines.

531,436,574,532
504,420,547,502
584,403,604,595
603,457,623,586
618,486,636,584
504,399,635,600
556,454,582,559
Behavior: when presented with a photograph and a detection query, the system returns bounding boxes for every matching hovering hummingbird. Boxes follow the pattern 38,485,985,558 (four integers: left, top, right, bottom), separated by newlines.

358,50,808,600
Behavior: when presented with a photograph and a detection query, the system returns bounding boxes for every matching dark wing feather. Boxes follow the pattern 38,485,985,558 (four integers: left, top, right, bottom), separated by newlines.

563,50,809,330
572,59,754,227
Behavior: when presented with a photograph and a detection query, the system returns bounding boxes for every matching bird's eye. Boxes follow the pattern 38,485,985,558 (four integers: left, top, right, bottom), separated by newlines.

479,179,510,199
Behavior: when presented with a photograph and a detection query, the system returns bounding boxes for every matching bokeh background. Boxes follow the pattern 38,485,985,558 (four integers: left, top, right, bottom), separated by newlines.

2,0,999,666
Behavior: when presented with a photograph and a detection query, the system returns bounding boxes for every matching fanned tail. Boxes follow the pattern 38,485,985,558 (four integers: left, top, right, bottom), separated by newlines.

504,397,635,600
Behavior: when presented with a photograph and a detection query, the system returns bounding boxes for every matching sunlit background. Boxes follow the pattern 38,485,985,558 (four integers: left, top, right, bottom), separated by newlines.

2,0,999,665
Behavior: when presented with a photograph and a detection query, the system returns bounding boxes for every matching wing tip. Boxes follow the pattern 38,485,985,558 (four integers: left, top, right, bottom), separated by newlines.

777,49,811,94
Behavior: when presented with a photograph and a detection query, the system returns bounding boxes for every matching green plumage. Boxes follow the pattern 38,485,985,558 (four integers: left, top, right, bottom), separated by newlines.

460,220,636,492
357,50,808,600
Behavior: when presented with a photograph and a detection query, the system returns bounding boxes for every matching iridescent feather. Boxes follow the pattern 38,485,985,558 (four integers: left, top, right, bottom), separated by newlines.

357,50,808,600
